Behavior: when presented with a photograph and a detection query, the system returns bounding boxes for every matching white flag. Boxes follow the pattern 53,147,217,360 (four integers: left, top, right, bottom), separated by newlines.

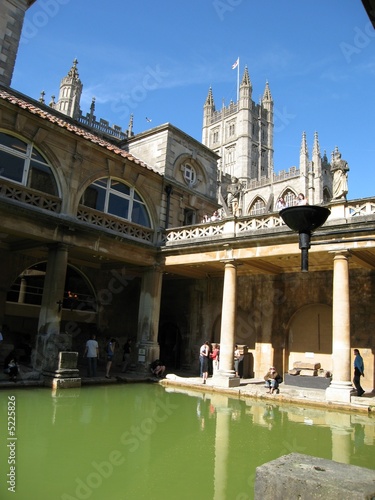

232,57,239,69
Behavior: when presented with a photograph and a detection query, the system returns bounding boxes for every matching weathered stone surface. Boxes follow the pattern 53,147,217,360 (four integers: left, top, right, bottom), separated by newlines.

299,369,318,376
51,378,81,389
255,453,375,499
284,373,331,389
288,368,300,375
58,351,78,370
293,361,321,370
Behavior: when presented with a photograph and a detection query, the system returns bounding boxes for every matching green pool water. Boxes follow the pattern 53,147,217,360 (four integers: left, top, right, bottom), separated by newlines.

1,383,374,499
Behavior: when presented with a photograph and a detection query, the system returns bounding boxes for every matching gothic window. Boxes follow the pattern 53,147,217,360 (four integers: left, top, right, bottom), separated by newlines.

283,189,297,207
227,122,235,138
226,147,235,165
80,177,151,227
183,163,197,187
212,129,219,145
0,132,58,196
249,197,266,215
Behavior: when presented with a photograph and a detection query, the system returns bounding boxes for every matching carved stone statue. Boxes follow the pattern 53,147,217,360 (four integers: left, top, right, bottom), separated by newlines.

227,177,242,216
331,148,349,200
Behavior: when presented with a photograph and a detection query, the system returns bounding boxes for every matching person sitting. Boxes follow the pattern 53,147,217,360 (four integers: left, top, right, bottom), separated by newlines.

4,351,19,382
264,366,281,394
150,359,166,378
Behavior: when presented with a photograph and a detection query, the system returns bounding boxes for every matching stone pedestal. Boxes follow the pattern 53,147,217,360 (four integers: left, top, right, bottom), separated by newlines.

209,373,240,388
43,351,81,389
326,381,354,403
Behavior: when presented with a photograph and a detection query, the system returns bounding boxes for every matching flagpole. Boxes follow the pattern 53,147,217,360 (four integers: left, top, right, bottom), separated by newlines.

237,57,240,102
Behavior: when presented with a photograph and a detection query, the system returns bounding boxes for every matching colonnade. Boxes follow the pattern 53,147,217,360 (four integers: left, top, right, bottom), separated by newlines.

211,250,354,400
32,243,354,401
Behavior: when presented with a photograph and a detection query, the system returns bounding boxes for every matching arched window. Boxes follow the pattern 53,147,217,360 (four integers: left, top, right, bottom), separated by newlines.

249,197,266,215
7,262,97,312
283,189,297,207
0,132,58,195
80,177,151,227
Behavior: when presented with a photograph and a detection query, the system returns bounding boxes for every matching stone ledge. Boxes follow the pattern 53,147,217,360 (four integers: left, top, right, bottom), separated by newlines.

255,453,375,499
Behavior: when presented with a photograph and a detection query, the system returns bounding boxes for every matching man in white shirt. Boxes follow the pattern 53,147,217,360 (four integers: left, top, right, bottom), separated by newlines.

84,334,99,377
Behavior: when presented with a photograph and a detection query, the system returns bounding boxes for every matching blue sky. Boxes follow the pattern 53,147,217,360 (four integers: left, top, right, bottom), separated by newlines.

11,0,375,199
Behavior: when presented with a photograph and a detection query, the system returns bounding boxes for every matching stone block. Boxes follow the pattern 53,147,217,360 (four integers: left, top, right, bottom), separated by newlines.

299,369,318,376
293,361,321,370
284,373,331,389
255,453,375,499
52,378,81,390
58,351,78,370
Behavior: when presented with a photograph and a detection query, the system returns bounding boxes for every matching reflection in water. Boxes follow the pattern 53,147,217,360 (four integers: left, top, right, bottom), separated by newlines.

1,385,374,500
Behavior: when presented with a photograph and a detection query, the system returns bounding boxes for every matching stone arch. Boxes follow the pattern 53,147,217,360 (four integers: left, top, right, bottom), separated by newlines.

247,195,267,215
7,261,97,311
78,176,154,228
0,129,62,198
286,303,332,373
4,262,98,360
276,188,298,208
172,153,208,194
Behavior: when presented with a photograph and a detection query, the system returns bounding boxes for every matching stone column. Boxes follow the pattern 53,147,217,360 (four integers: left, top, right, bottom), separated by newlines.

212,260,240,387
18,277,27,303
326,251,353,403
34,244,69,372
136,264,163,372
212,394,231,500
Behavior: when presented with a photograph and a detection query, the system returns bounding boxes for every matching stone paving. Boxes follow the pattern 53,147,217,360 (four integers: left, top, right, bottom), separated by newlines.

0,364,374,413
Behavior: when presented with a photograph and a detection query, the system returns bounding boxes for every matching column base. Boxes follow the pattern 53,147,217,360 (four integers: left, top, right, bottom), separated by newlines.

209,373,240,388
325,381,354,403
45,377,81,389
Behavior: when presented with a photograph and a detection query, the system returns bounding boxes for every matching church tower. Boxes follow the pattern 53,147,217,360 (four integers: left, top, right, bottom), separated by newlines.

54,59,83,120
202,67,274,184
0,0,36,86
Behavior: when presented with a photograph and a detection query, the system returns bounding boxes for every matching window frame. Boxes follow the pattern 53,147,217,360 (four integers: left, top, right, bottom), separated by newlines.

0,131,58,196
81,177,152,228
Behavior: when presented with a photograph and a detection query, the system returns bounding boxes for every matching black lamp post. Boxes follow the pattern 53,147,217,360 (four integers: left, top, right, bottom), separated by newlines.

280,206,331,272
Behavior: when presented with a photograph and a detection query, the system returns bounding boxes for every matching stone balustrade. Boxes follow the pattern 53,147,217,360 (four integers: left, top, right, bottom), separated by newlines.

165,198,375,246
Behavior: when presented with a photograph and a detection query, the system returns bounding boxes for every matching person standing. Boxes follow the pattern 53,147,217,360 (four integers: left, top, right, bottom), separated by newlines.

297,193,308,205
210,343,220,374
353,349,365,396
121,339,132,373
199,341,209,384
105,338,116,379
84,334,99,377
276,197,287,211
234,344,240,378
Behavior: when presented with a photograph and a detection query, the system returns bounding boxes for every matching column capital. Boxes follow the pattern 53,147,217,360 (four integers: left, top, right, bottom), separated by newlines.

329,249,351,259
220,259,238,267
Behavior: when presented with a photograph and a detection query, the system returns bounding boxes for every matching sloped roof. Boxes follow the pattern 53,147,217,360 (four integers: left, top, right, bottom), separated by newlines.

0,87,161,176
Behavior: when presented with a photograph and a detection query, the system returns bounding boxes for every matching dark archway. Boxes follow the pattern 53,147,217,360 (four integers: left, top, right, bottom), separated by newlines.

158,322,181,369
